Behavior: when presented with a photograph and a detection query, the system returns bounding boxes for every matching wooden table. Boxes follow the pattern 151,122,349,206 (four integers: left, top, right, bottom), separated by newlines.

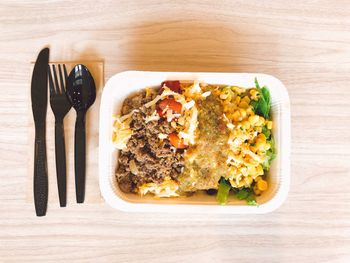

1,1,349,262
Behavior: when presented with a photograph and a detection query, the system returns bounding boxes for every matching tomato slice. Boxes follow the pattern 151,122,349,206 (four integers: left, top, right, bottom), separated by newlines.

168,132,188,149
160,80,182,94
157,98,182,117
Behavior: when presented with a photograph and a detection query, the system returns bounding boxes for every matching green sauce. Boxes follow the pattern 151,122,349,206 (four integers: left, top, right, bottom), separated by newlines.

178,89,230,192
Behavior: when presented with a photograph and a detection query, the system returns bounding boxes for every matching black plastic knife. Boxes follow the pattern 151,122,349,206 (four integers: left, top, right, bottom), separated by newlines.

31,48,49,216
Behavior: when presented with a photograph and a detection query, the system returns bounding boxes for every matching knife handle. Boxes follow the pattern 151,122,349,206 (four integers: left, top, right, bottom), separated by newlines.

74,111,86,203
33,126,48,216
55,119,67,207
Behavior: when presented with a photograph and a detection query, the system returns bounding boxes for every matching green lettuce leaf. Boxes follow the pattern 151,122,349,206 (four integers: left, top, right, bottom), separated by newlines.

263,137,277,170
216,178,231,205
252,78,271,119
236,189,249,200
235,187,258,206
262,126,271,139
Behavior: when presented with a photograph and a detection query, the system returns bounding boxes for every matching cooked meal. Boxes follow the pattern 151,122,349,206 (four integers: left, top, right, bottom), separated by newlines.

112,79,276,205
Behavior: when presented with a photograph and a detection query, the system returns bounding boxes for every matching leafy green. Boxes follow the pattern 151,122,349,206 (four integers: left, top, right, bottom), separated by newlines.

247,199,258,206
263,137,277,170
251,100,259,114
252,78,271,119
262,87,271,106
235,188,259,206
216,178,261,206
216,178,231,205
254,77,261,89
236,189,249,200
246,192,256,203
262,126,271,139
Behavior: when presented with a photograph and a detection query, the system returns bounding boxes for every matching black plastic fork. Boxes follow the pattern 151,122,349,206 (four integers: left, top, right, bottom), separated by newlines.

48,64,72,207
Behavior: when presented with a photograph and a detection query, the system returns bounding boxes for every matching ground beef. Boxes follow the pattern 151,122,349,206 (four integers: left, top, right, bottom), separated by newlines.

116,90,185,193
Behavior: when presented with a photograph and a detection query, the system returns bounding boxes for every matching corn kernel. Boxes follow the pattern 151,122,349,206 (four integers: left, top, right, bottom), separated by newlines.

246,107,254,115
234,96,241,104
267,121,273,130
242,95,251,104
225,112,233,120
239,101,249,109
257,179,268,191
232,110,241,122
239,108,247,119
256,116,265,126
257,133,266,142
248,115,259,125
250,145,257,152
242,120,250,129
256,141,266,151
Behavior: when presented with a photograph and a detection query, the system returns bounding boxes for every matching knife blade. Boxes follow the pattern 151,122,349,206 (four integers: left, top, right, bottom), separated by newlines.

31,47,49,216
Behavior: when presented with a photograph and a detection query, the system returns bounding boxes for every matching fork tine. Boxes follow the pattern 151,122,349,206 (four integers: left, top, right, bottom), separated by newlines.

52,64,60,95
48,65,55,96
58,64,65,94
63,64,68,91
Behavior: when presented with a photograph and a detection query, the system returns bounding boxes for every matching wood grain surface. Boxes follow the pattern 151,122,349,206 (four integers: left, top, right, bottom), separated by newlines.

1,0,350,262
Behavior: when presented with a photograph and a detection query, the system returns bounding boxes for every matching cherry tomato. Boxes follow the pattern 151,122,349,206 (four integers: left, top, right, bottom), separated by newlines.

160,80,182,94
157,98,182,117
168,132,188,149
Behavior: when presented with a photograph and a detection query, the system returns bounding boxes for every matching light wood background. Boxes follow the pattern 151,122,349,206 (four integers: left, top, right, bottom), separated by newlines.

1,1,350,262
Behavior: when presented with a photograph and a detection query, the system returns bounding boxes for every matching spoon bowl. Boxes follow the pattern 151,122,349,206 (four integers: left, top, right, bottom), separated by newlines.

66,64,96,203
66,64,96,112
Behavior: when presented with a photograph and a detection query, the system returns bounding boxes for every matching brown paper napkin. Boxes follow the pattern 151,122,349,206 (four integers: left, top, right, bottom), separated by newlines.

27,61,104,205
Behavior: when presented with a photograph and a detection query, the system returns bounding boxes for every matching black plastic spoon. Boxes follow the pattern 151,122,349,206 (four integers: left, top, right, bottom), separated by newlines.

66,64,96,203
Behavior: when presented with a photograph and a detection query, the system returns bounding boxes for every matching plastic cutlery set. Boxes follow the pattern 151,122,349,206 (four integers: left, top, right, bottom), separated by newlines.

31,48,96,216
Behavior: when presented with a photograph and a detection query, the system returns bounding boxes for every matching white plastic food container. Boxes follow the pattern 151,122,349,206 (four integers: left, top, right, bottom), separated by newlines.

99,71,291,214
